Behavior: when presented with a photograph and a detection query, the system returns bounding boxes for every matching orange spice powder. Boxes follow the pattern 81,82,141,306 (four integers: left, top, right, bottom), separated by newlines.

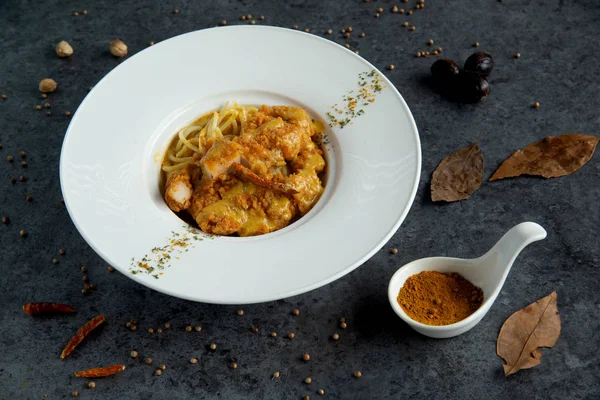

397,271,484,326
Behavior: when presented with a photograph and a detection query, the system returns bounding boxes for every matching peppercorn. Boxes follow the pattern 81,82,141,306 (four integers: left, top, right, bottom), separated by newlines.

533,102,540,109
10,177,16,184
108,265,114,272
302,353,310,361
20,230,27,237
83,275,89,282
81,266,87,272
252,327,259,333
26,194,32,201
7,155,13,162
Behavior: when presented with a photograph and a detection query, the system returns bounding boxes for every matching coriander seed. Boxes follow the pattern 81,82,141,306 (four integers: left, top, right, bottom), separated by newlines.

353,371,362,378
2,216,8,224
474,41,479,47
65,111,71,116
514,53,521,59
251,20,256,25
408,10,413,15
157,328,162,333
247,14,252,19
26,194,32,201
327,29,332,35
194,325,201,332
36,105,42,110
52,259,58,264
288,332,295,339
377,7,384,12
318,389,325,395
20,230,27,237
230,362,238,369
148,328,154,333
81,288,89,294
388,64,395,70
185,325,192,332
345,44,350,48
292,308,300,316
375,13,380,18
392,5,398,12
145,357,152,365
391,248,398,254
56,41,74,58
172,9,179,14
160,364,166,370
428,39,434,46
241,15,246,20
82,10,87,15
83,275,89,282
130,350,138,358
345,33,350,39
109,40,128,57
190,358,198,364
81,266,87,272
304,377,312,384
89,284,96,291
148,41,155,46
304,28,310,32
293,25,298,29
21,161,27,167
165,322,171,329
302,353,310,361
7,155,13,162
359,32,365,38
340,322,347,329
220,20,227,26
332,333,340,340
10,177,16,184
271,331,277,337
273,371,280,379
60,249,65,255
108,265,115,272
416,52,422,57
402,21,409,27
534,102,540,109
87,382,95,389
237,309,244,316
73,11,79,16
155,369,162,376
209,343,217,350
252,327,259,333
39,79,57,93
259,16,265,20
72,391,79,397
410,25,416,31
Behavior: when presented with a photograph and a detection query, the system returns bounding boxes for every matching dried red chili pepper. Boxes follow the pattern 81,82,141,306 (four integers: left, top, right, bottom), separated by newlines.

74,364,126,378
23,302,77,315
60,314,105,359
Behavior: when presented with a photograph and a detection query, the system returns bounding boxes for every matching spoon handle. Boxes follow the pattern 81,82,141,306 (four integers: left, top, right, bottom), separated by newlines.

479,222,547,285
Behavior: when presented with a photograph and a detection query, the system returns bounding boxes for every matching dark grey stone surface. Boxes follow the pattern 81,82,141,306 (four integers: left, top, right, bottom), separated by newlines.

1,0,599,399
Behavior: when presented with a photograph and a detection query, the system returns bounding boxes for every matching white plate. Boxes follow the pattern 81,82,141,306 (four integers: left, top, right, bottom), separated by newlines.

60,26,421,304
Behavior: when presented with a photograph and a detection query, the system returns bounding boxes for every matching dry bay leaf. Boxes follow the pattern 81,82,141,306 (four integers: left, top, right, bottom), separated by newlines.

497,291,561,376
431,140,483,202
490,133,599,181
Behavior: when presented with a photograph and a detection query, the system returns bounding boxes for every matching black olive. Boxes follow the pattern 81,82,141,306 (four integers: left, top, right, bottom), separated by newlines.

431,58,460,88
458,72,490,102
464,52,494,77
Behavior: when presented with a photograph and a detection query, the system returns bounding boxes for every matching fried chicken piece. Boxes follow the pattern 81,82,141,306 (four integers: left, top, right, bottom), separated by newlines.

198,139,242,180
231,163,298,195
164,167,193,212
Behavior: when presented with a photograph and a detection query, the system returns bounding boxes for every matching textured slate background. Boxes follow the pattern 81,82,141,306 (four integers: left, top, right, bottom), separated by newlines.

1,0,599,399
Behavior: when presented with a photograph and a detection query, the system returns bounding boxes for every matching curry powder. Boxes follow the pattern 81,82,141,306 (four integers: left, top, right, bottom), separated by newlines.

397,271,484,326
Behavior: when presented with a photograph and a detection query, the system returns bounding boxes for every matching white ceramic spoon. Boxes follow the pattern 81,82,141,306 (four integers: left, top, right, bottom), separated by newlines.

388,222,547,339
